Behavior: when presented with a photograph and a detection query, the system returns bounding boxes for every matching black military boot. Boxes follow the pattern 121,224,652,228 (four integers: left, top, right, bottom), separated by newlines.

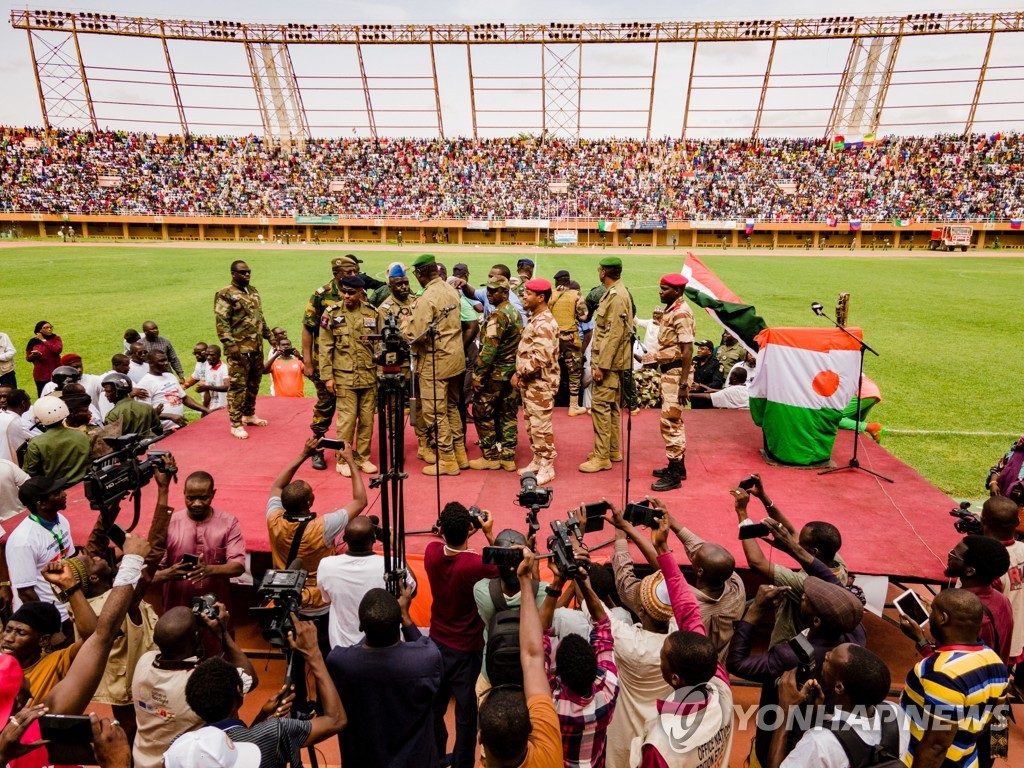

311,449,327,471
651,458,685,491
652,463,672,478
653,455,686,480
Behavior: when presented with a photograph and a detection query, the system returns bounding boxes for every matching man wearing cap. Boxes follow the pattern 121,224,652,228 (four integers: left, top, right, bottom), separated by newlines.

690,339,725,409
302,256,355,468
102,372,163,437
580,256,634,473
514,258,535,298
368,261,406,307
468,276,522,472
402,254,467,475
550,270,589,417
22,396,91,482
163,727,261,768
214,260,273,440
5,475,75,631
644,273,695,491
513,279,560,485
319,275,379,476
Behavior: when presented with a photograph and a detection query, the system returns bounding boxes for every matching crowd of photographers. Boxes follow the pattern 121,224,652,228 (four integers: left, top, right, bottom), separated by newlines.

2,128,1022,222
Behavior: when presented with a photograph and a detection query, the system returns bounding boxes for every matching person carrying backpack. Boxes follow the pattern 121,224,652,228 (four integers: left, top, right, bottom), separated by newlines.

767,643,910,768
474,529,548,691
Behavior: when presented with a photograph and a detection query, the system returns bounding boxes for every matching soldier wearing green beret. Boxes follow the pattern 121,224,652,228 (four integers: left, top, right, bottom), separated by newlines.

401,255,468,475
579,256,634,472
468,276,522,471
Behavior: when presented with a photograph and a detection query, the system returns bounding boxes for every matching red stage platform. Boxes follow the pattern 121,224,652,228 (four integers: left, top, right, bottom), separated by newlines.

55,397,956,582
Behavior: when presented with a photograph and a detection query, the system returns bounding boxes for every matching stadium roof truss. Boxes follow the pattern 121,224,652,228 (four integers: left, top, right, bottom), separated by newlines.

11,9,1024,144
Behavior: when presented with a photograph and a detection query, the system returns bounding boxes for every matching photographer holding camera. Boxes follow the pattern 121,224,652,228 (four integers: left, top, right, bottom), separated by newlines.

424,501,497,768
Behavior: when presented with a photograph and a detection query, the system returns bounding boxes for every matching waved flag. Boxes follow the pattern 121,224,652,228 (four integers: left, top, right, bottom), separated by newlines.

749,327,863,465
1011,219,1022,230
745,217,755,235
826,215,837,228
680,253,768,354
849,219,862,231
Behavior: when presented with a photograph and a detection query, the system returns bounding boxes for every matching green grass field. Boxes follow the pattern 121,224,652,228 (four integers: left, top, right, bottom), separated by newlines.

2,243,1020,498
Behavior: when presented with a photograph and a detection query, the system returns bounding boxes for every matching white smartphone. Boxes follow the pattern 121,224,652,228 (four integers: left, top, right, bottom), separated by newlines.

894,589,929,627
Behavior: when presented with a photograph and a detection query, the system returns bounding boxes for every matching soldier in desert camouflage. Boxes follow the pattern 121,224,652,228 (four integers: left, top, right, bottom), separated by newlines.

512,278,560,486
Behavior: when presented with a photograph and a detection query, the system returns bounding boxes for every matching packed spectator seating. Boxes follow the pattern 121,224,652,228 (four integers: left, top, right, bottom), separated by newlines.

2,127,1022,221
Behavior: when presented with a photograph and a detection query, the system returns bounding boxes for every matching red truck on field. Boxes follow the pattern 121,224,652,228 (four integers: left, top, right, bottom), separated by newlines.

929,224,973,251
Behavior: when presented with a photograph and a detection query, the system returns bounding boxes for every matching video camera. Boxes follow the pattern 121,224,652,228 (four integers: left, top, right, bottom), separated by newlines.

251,567,307,648
83,433,175,511
517,471,553,533
363,314,409,373
949,501,983,535
547,519,584,582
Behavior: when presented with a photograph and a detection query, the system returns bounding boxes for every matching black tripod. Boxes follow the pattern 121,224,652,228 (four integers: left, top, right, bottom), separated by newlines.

371,360,410,592
621,315,645,505
812,303,893,483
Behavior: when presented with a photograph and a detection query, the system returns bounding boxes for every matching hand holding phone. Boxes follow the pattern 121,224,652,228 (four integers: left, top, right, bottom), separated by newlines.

739,522,772,540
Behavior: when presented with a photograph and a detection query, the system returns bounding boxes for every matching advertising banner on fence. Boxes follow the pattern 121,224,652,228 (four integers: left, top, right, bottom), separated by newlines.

637,220,667,230
295,215,339,225
467,219,491,230
692,220,738,230
553,230,579,244
504,219,550,229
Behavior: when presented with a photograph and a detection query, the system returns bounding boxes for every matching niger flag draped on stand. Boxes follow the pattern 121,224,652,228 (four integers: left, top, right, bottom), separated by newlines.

749,327,863,465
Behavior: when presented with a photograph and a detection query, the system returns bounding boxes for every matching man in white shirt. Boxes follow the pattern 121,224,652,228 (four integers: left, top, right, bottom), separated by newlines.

6,476,75,625
771,643,909,768
0,389,33,462
195,345,229,412
0,330,16,388
127,341,150,384
0,458,29,611
688,367,750,410
137,351,208,431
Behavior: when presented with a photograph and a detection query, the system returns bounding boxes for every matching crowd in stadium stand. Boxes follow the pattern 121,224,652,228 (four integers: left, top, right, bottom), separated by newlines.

1,127,1022,221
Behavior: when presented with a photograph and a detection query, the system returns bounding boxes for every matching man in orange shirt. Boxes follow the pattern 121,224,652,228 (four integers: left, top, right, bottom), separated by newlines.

264,338,305,398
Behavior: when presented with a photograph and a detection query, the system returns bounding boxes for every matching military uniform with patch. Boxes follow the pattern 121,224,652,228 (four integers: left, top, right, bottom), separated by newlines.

303,279,344,438
214,282,272,428
471,281,523,466
318,301,379,466
549,285,588,408
517,288,560,483
378,292,425,443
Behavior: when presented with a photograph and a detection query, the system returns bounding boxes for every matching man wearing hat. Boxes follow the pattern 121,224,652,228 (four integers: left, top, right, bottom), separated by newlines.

550,270,589,416
163,727,261,768
5,475,74,631
468,276,522,471
302,256,358,468
513,279,560,484
514,258,535,298
690,339,725,409
580,256,634,473
402,254,467,475
102,371,163,437
22,396,91,482
319,275,379,476
368,261,406,307
644,273,695,491
214,260,273,440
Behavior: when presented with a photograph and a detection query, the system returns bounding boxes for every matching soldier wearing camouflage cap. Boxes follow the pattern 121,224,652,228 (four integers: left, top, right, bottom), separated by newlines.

214,260,273,440
468,275,523,471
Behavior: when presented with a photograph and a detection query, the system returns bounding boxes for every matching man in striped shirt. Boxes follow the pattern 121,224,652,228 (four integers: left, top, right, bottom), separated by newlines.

540,553,619,768
900,588,1008,768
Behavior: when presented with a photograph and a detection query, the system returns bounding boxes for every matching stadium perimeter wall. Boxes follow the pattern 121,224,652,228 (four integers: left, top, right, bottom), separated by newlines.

3,213,1024,250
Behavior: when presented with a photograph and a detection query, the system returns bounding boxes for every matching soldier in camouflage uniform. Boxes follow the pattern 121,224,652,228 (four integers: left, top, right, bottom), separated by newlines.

214,260,273,439
301,257,354,468
580,256,634,473
644,274,695,491
468,276,523,471
550,270,589,416
513,258,535,299
319,275,379,476
377,264,431,461
514,278,561,486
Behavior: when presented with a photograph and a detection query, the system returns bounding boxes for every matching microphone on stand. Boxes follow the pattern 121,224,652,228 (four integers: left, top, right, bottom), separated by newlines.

810,302,824,317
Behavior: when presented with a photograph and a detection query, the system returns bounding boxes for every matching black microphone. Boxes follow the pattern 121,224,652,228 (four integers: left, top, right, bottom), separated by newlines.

287,557,304,571
811,302,824,316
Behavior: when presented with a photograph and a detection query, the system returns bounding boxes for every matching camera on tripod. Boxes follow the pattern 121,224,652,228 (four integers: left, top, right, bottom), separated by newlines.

363,315,409,373
949,501,982,535
83,433,175,511
517,472,553,511
251,568,307,648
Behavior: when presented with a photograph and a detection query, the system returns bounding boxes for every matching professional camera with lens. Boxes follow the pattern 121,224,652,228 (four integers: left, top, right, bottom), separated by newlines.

190,593,219,623
367,315,409,373
949,501,982,535
788,633,817,688
83,433,174,511
547,519,581,581
517,472,553,511
251,568,307,648
468,505,486,530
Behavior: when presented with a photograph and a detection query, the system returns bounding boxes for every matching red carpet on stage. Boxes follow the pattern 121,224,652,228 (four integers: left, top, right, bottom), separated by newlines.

56,396,956,581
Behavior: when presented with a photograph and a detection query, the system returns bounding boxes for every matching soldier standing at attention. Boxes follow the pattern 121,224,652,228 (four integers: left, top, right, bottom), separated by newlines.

513,278,560,486
301,257,356,469
579,256,634,473
644,274,695,491
319,276,379,476
214,260,273,440
401,254,466,476
468,276,522,471
550,269,588,416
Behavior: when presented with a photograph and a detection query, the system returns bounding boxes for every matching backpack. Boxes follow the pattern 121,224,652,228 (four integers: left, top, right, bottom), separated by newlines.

829,707,902,768
485,578,536,687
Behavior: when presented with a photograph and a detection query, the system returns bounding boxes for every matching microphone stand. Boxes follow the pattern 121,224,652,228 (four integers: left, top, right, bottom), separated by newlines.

621,314,644,505
812,306,893,483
